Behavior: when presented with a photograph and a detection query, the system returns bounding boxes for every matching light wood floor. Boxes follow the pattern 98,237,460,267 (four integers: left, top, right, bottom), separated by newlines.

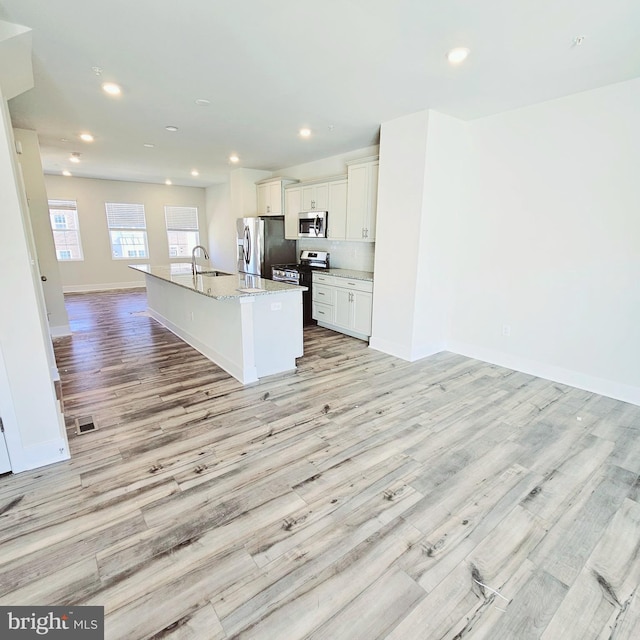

1,289,640,639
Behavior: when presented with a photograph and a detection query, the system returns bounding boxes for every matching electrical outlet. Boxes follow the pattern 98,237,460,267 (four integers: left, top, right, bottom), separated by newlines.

271,302,282,311
502,324,511,337
190,311,194,321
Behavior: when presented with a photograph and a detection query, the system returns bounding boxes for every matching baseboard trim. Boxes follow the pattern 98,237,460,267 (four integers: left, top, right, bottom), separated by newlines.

63,281,145,293
49,324,71,338
447,340,640,407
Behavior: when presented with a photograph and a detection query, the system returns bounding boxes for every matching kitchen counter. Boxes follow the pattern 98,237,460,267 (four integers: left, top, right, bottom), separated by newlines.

131,263,307,299
322,268,374,282
130,263,305,385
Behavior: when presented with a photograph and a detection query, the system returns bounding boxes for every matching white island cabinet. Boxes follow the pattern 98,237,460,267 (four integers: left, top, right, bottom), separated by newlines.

131,264,306,384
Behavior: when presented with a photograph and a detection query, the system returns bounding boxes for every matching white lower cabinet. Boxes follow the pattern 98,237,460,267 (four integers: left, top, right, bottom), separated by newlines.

312,273,373,340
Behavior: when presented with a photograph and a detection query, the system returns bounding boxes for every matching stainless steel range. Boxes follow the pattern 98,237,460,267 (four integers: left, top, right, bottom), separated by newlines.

272,250,330,325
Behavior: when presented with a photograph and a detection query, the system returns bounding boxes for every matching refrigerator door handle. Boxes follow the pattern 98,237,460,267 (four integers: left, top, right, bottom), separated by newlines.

244,226,251,265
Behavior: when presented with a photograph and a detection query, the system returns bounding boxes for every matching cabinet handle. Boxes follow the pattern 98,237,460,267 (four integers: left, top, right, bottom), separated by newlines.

311,200,315,209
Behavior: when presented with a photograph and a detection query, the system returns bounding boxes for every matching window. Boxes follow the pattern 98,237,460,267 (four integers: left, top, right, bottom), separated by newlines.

105,202,149,259
48,199,84,261
164,205,199,258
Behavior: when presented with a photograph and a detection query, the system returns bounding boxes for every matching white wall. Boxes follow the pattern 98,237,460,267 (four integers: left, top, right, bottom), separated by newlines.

44,175,207,291
278,145,379,182
206,181,234,273
204,168,271,274
0,90,68,472
370,111,430,360
448,79,640,404
14,128,70,336
413,111,467,357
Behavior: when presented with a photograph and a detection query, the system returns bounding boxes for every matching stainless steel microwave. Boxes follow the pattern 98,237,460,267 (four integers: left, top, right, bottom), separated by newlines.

298,211,328,238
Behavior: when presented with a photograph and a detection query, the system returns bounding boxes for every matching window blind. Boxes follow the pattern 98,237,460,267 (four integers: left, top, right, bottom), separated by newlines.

105,202,146,229
165,206,198,230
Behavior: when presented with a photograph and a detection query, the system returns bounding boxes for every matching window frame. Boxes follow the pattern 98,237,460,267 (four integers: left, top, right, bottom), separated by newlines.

164,205,200,259
104,202,149,261
48,199,84,261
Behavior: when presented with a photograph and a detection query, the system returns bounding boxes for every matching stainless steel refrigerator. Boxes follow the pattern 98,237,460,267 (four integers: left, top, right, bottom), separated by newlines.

236,216,296,277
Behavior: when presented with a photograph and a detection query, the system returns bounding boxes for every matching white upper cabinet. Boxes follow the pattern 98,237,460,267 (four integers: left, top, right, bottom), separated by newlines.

346,157,379,242
285,176,347,240
327,179,348,240
301,183,329,211
284,186,301,240
256,178,297,216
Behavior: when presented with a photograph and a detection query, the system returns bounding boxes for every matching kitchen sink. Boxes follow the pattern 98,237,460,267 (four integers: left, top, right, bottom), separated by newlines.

197,270,233,277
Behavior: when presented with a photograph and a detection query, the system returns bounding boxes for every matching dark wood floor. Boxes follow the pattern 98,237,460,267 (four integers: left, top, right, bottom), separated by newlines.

1,288,640,639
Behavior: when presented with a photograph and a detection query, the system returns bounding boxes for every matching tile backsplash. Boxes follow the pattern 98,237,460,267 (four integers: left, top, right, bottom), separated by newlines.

298,239,375,272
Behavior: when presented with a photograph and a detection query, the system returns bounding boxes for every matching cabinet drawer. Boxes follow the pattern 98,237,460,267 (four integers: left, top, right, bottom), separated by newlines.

333,277,373,293
312,283,335,304
312,301,334,323
312,273,336,286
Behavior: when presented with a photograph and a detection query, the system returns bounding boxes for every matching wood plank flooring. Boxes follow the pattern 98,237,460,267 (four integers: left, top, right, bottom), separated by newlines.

1,288,640,639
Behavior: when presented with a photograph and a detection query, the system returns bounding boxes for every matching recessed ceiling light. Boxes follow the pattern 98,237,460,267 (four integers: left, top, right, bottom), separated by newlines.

195,99,211,106
165,179,172,185
62,170,72,177
101,82,121,96
299,128,312,138
229,154,239,163
191,170,199,176
70,152,81,163
143,143,155,148
80,133,94,142
165,125,179,132
447,47,470,65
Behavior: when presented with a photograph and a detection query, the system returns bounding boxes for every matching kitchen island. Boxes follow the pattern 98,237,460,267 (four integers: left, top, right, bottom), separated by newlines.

130,264,306,384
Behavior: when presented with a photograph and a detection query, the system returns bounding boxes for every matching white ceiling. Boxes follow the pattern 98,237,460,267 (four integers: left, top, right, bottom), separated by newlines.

2,0,639,187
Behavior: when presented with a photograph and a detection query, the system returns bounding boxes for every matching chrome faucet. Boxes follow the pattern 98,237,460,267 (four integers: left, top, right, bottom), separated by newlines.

191,245,209,275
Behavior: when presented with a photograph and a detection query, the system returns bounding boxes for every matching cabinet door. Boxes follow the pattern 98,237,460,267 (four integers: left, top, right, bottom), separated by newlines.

301,185,314,210
365,162,379,241
327,180,347,240
346,164,368,240
334,288,351,329
301,183,329,210
284,188,301,239
314,183,329,210
267,181,282,215
351,290,373,335
257,184,268,215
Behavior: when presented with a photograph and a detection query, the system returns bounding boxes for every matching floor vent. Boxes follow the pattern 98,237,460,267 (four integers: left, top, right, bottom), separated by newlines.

75,416,97,435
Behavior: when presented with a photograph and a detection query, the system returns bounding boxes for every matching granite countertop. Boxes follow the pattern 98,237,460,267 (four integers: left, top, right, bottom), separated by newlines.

130,263,307,300
318,268,374,282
